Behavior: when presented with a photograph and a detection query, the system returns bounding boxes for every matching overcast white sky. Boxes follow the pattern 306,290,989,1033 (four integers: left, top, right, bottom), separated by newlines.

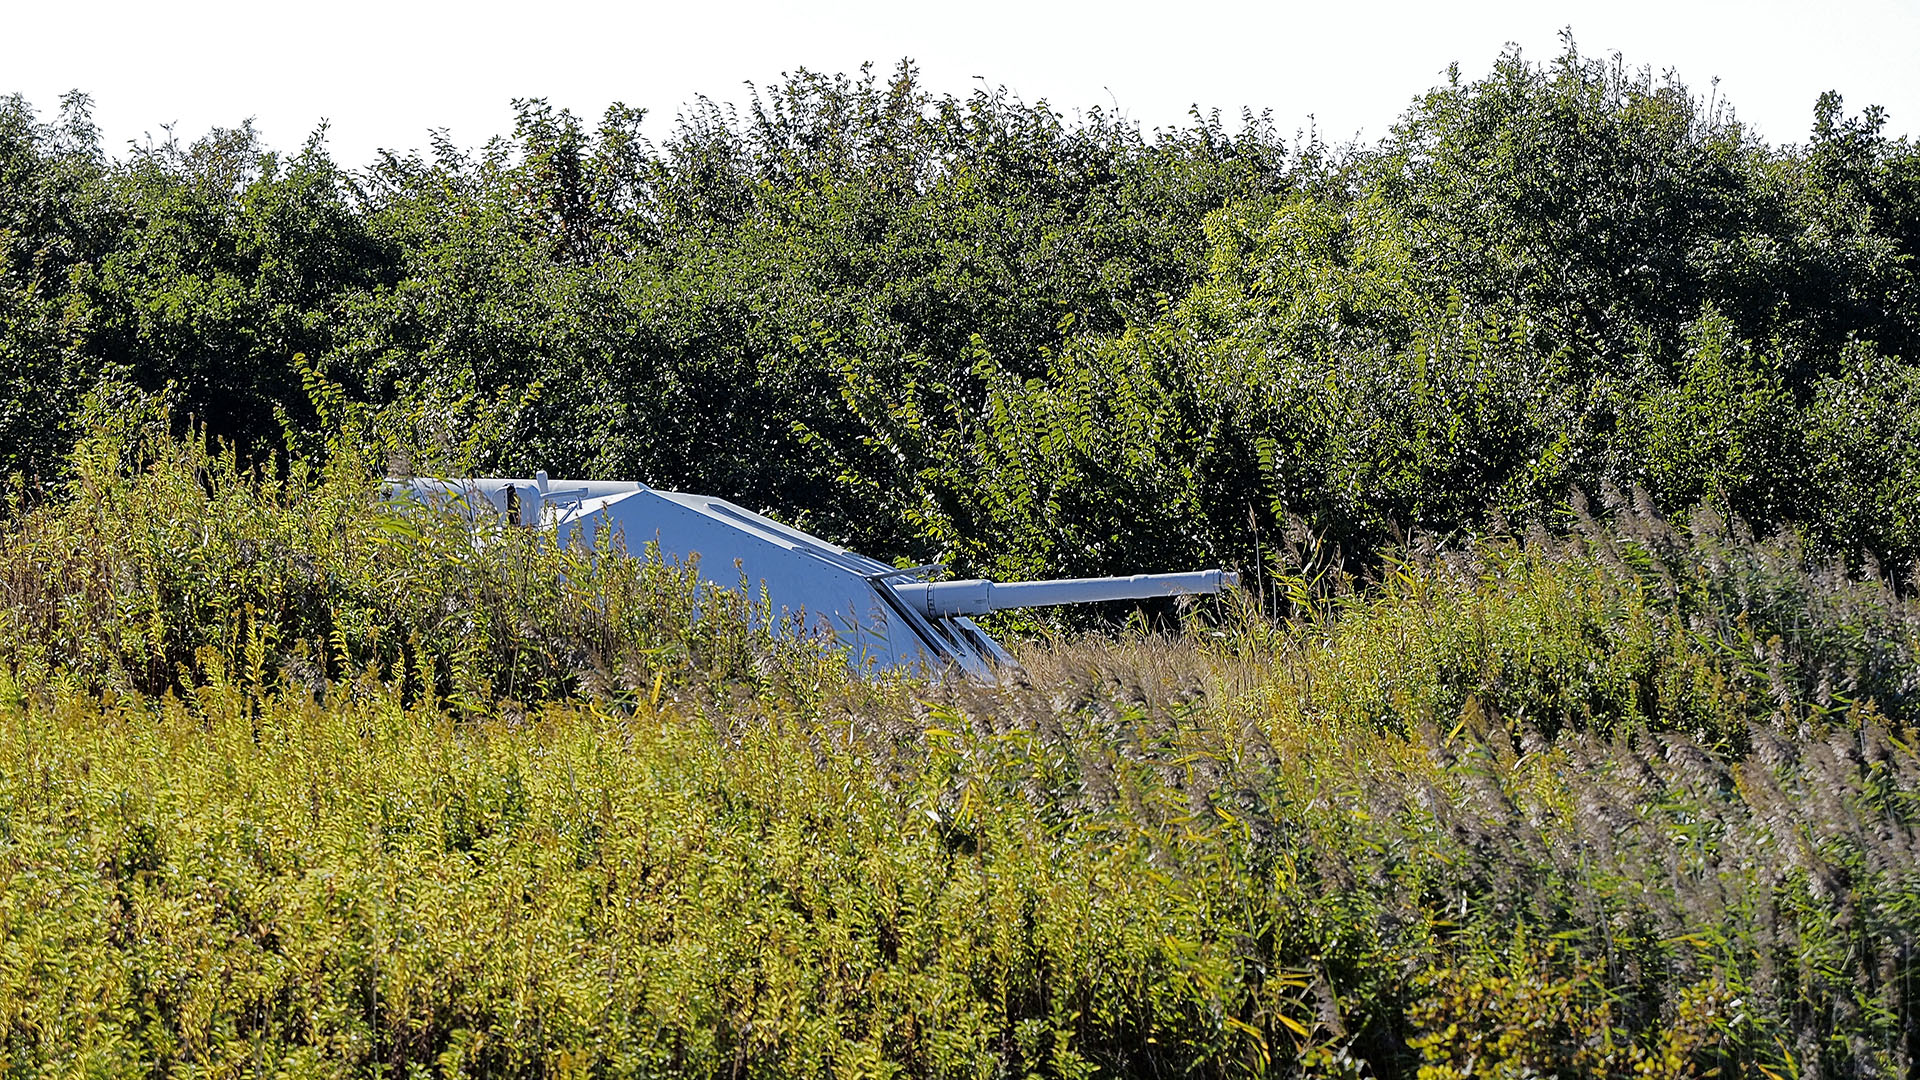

7,0,1917,164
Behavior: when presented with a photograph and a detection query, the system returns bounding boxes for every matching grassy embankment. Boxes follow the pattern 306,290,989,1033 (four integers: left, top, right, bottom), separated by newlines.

2,417,1918,1078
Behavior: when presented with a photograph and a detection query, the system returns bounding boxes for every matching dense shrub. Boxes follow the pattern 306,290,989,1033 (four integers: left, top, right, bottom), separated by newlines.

4,42,1919,580
1273,485,1920,749
0,399,773,708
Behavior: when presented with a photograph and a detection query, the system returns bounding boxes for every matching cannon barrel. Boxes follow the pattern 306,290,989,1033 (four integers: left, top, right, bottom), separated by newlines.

893,570,1239,620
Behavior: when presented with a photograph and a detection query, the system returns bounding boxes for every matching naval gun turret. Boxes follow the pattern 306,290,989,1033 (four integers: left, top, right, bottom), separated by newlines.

399,473,1238,679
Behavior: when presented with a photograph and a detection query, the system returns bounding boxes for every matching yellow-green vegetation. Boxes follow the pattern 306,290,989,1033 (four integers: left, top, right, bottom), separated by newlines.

2,416,1918,1078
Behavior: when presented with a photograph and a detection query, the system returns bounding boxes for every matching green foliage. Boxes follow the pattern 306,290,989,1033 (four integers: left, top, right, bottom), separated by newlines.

79,120,389,453
3,43,1920,580
326,65,1287,550
1406,933,1740,1079
1635,308,1799,524
0,91,111,477
822,42,1920,581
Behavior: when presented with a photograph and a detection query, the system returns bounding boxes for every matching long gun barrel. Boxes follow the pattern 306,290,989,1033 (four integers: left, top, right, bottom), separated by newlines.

893,570,1239,620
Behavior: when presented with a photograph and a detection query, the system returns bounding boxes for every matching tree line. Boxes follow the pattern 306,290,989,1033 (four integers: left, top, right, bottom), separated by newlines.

3,42,1917,582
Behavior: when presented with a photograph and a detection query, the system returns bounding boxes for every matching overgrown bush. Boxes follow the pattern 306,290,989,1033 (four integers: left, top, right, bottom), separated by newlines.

1264,485,1920,749
0,399,773,710
4,40,1918,580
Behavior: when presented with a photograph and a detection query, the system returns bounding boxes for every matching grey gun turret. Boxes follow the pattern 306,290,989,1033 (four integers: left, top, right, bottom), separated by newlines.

399,474,1238,679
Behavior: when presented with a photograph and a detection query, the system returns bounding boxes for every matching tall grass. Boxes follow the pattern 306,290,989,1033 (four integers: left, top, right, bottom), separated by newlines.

0,402,777,710
1246,485,1920,749
1,414,1917,1078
